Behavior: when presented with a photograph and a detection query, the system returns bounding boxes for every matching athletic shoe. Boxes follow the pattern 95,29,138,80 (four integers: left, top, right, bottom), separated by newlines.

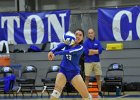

98,91,103,98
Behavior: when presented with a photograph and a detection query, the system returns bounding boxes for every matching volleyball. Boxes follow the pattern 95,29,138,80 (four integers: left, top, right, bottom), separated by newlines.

63,31,76,46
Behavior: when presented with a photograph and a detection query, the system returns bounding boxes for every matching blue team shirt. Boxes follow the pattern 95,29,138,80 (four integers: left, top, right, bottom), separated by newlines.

51,43,83,72
83,38,103,62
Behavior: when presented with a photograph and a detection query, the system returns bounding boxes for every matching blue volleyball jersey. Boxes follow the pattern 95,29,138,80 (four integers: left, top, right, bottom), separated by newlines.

51,43,83,71
83,38,103,62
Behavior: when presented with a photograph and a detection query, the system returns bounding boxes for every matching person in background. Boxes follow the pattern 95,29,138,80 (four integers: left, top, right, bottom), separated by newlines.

48,29,92,100
83,28,103,97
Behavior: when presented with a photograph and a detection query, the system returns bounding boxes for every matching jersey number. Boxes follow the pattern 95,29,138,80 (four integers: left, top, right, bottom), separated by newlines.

66,54,72,61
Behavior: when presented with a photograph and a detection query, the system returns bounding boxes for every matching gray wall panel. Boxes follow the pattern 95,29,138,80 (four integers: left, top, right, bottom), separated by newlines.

14,52,62,61
101,58,140,67
10,48,140,84
101,49,140,59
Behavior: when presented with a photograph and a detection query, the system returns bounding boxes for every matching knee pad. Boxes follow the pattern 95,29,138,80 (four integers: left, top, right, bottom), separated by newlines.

51,90,61,98
83,94,92,100
88,93,92,100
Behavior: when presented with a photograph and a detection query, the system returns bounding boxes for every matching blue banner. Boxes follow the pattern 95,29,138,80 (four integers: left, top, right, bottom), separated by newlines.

98,6,140,41
0,10,70,44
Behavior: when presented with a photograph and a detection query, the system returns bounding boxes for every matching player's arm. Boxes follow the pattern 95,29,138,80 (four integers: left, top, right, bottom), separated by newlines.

48,51,55,60
51,43,66,53
48,43,66,60
54,45,83,55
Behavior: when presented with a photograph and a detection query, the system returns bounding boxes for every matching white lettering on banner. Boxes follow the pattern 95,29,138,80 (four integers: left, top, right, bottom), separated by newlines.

24,15,44,44
1,16,20,44
46,13,66,42
112,10,132,41
0,11,68,44
136,13,140,38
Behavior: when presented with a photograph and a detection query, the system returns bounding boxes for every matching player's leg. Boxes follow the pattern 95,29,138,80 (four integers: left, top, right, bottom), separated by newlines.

71,74,92,100
50,72,66,100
